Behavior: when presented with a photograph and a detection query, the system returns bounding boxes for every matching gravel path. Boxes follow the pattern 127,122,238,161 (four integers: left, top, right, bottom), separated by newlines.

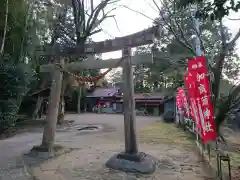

30,139,214,180
0,114,214,180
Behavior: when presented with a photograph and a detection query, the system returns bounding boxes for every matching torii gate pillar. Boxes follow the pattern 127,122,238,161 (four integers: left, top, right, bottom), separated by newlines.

122,47,138,154
106,47,156,174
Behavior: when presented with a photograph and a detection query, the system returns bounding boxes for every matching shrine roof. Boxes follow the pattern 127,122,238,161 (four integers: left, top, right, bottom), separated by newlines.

86,88,120,97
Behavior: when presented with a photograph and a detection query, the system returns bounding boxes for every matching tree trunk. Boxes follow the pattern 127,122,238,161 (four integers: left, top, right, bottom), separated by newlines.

212,53,226,105
77,86,81,113
32,76,48,119
32,96,44,120
164,77,167,89
0,0,9,61
41,58,64,151
57,76,67,124
57,95,65,124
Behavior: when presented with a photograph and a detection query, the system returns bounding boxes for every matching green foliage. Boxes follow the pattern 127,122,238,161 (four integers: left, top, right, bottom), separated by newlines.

129,42,187,92
135,82,152,93
0,62,33,134
153,1,235,68
0,0,27,61
223,54,240,81
215,83,240,140
176,0,240,20
152,0,240,138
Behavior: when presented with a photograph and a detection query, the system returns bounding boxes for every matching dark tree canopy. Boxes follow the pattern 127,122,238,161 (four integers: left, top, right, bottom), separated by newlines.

177,0,240,20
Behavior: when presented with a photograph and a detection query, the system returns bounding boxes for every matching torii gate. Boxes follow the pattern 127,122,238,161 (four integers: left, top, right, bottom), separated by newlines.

39,26,189,174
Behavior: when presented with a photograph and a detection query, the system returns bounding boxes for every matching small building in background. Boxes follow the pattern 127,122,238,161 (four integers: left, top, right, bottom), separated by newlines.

85,87,122,113
85,88,174,116
134,93,174,116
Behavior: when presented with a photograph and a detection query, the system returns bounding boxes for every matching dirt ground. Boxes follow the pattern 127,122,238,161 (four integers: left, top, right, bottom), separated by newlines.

0,114,215,180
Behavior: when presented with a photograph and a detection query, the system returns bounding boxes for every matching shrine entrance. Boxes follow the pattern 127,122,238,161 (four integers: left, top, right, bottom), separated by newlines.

39,26,189,174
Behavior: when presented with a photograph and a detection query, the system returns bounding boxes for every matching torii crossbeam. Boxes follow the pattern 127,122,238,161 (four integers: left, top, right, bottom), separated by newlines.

40,53,153,72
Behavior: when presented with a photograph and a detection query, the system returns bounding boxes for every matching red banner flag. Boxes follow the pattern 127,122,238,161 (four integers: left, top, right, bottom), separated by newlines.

177,88,189,116
176,93,183,110
187,56,216,143
184,73,202,135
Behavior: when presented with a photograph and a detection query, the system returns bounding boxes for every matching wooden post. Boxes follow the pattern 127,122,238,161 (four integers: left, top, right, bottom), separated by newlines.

41,57,64,150
122,47,138,154
77,86,82,113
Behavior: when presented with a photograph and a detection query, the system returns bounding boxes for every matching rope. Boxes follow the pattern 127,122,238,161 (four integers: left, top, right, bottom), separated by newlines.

55,57,125,83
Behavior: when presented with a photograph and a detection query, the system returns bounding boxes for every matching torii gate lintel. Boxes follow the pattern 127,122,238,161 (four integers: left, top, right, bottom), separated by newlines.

37,25,160,56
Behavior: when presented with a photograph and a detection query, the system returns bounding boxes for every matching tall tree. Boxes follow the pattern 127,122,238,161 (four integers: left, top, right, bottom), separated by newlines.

39,0,120,151
0,0,8,58
132,45,186,92
109,68,123,86
31,2,71,120
70,0,119,113
176,0,240,20
0,0,42,134
152,0,240,139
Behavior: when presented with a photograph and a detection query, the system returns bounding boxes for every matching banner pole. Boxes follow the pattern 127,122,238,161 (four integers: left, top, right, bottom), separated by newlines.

192,4,203,152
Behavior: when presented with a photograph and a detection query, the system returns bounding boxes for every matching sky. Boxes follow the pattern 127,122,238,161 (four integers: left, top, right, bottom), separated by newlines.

90,0,240,60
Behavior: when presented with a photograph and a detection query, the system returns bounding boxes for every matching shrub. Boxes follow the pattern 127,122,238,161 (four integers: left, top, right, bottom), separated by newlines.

0,62,33,134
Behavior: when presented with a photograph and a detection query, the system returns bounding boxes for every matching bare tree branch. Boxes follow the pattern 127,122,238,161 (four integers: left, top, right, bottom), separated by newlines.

112,16,121,32
119,5,155,21
84,6,120,37
90,0,94,13
225,28,240,54
79,0,85,35
89,29,102,36
143,0,159,13
227,18,240,21
160,0,196,54
94,7,117,26
85,0,108,34
187,7,206,54
154,0,196,55
0,0,9,60
72,0,79,37
219,20,227,47
152,0,161,12
71,0,118,44
85,0,117,37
